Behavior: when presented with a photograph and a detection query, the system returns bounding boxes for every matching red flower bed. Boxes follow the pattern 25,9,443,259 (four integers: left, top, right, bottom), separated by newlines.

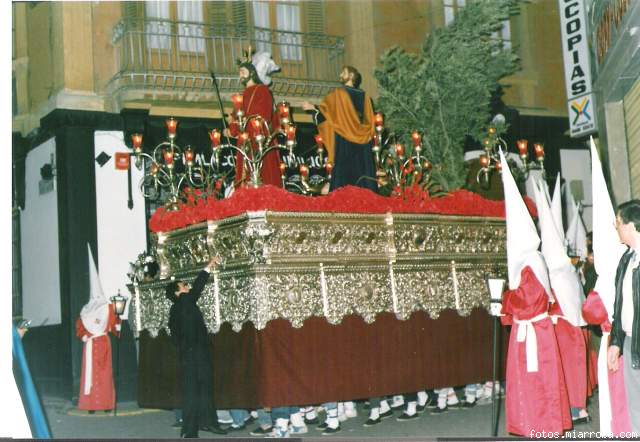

149,185,537,233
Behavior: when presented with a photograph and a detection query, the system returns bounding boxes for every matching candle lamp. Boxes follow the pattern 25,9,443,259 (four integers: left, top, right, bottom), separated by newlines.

277,101,290,126
132,133,143,154
163,149,175,168
184,148,194,167
209,129,221,148
533,143,545,160
166,118,178,140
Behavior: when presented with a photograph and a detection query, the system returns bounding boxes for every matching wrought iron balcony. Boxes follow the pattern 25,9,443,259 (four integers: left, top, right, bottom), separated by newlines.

108,18,344,104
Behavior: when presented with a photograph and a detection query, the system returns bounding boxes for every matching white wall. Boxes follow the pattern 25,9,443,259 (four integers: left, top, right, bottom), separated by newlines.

94,132,147,319
560,149,593,230
20,138,61,326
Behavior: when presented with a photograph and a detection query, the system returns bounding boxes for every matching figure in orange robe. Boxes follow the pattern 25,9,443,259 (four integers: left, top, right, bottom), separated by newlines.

501,266,572,436
76,303,121,411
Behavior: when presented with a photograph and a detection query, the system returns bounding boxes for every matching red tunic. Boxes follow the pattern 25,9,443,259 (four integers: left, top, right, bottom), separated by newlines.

501,266,572,436
76,305,120,411
230,84,282,188
549,300,588,409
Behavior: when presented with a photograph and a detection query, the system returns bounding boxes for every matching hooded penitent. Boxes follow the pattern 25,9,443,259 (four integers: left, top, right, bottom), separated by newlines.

499,150,551,295
585,137,629,436
80,244,109,336
532,181,586,327
550,173,566,244
565,185,588,260
79,244,110,396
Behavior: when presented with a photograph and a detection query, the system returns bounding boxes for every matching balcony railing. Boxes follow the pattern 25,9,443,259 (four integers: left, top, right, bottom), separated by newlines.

108,18,344,102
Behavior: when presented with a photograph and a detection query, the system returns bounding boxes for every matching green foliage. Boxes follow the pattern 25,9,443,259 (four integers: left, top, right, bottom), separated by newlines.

374,0,520,190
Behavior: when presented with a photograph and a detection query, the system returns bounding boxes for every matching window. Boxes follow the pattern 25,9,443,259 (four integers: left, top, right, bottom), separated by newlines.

177,1,205,53
443,0,511,49
276,1,302,61
443,0,465,26
252,1,302,61
145,1,171,50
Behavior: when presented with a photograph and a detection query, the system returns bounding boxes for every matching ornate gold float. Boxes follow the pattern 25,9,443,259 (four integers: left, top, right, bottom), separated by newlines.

131,210,507,337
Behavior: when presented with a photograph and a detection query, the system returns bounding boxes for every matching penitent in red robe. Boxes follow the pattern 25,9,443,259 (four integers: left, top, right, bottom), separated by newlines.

230,84,282,188
501,266,572,436
76,305,120,411
549,300,588,409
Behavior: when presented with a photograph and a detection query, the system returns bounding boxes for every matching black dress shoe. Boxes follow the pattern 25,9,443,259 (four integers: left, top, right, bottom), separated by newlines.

200,425,228,435
572,416,591,425
430,405,448,415
305,416,319,425
460,401,476,409
379,409,394,419
322,425,341,435
396,412,419,421
316,421,328,431
363,417,381,427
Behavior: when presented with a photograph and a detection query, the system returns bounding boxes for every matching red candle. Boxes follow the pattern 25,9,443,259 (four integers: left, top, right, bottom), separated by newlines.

131,133,143,153
299,164,309,178
395,143,404,157
287,125,296,141
533,143,545,159
184,148,194,165
495,161,503,171
479,154,489,168
239,132,249,145
279,162,287,174
231,94,243,111
278,101,289,119
150,162,159,176
325,162,334,175
374,113,384,128
209,129,221,148
411,131,421,147
314,134,324,147
373,136,380,148
517,139,528,157
166,118,178,138
252,119,262,131
163,149,174,166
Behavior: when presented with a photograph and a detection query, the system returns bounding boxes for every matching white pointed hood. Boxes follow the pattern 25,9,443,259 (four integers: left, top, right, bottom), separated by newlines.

563,182,578,233
590,137,626,316
551,173,566,242
533,182,586,326
80,244,110,335
566,202,588,260
500,150,551,295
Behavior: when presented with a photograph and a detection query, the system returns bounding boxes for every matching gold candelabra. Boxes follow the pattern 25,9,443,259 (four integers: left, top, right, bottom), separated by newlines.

371,112,435,196
476,126,546,187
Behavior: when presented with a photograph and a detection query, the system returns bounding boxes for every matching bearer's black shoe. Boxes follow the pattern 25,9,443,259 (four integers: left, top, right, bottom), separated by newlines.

200,425,228,435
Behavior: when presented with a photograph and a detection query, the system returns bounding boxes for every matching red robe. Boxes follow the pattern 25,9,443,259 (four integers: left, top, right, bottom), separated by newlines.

549,300,588,409
501,266,572,436
230,84,282,188
76,305,120,411
582,292,632,435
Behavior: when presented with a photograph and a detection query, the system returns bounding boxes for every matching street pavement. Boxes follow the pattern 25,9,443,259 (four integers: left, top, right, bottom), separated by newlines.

43,392,600,440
